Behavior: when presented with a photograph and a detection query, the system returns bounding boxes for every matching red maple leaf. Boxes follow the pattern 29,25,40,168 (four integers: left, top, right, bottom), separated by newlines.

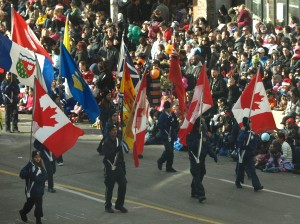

36,106,58,127
241,92,264,110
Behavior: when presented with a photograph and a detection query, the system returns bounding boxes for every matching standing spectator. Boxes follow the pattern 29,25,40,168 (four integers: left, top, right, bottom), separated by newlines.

19,150,47,224
159,21,172,43
235,117,264,191
0,72,20,133
218,4,231,24
237,4,252,31
210,66,228,106
75,41,89,66
156,101,179,172
186,117,217,203
103,124,128,213
126,0,142,25
154,0,169,24
33,139,57,193
98,38,119,72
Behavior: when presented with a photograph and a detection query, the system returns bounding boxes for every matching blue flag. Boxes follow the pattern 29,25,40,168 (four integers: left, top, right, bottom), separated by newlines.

60,44,100,121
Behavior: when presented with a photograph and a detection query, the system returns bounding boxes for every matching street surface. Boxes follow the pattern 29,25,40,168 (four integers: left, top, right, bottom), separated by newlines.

0,113,300,224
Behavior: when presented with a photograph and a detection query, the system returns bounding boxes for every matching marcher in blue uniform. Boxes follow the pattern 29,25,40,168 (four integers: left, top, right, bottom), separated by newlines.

235,117,264,191
19,150,48,224
157,101,179,172
186,117,218,203
103,124,128,213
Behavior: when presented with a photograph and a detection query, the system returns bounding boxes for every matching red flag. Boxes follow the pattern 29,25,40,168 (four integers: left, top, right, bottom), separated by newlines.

169,54,186,116
12,10,52,61
132,75,149,167
232,73,277,133
33,79,84,157
178,64,214,146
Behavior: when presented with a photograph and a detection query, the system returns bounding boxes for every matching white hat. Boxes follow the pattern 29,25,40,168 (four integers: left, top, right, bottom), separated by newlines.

171,21,179,28
55,4,64,10
257,47,265,53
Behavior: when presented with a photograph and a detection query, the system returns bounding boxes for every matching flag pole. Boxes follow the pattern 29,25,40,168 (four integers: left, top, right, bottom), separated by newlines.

196,64,206,163
10,4,14,39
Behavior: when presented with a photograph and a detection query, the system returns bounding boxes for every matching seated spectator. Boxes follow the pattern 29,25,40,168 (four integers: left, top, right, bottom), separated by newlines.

145,109,161,145
276,132,294,171
266,90,277,110
263,140,282,173
19,88,34,114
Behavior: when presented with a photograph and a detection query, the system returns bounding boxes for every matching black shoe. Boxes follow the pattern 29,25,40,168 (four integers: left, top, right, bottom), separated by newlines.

157,160,162,170
48,188,56,193
105,207,114,213
254,185,264,192
198,196,206,203
235,182,242,189
36,217,42,224
6,130,12,133
19,210,28,222
138,154,143,159
13,129,20,133
115,206,128,213
166,168,177,172
191,194,200,199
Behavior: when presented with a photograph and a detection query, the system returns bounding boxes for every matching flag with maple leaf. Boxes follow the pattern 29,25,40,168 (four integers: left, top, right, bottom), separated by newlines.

169,53,186,116
178,64,214,146
132,74,149,167
11,10,54,91
232,74,277,133
33,78,84,157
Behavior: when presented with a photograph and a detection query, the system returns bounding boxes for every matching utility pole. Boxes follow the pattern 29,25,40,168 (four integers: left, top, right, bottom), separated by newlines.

110,0,118,24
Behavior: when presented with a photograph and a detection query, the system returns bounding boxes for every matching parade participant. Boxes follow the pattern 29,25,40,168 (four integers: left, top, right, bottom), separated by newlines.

186,117,218,203
235,117,264,191
19,150,47,224
0,72,20,133
33,140,56,193
103,124,128,213
157,101,179,172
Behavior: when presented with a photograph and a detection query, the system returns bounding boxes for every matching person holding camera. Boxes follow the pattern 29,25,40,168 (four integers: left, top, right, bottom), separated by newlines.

0,72,20,133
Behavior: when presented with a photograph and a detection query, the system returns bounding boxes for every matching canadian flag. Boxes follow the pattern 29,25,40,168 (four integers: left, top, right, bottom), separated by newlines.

33,79,84,157
12,10,52,61
132,75,149,167
232,73,277,133
178,64,214,146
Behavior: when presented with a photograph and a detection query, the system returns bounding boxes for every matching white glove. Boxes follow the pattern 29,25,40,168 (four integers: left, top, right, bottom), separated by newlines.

36,168,41,176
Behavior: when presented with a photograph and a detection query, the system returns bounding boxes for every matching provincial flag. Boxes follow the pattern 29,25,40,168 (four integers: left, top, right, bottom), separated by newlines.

232,73,277,133
11,10,54,91
117,39,140,90
33,78,84,157
120,61,136,150
0,34,47,89
178,64,214,146
132,75,149,167
60,44,100,121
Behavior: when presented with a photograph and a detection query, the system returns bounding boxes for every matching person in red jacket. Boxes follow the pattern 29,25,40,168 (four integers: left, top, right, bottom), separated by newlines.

159,21,172,43
237,4,252,31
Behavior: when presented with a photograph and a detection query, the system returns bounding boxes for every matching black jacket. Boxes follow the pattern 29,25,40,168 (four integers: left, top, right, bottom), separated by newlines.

103,136,126,172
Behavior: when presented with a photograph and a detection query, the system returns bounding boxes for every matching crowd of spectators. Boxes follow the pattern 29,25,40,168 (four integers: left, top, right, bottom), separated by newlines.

0,0,300,172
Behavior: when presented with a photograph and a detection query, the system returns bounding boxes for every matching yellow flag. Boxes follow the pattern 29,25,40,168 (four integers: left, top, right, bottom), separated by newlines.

120,62,136,150
63,15,70,52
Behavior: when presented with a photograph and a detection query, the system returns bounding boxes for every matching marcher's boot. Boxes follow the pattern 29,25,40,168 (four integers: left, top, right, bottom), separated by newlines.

19,210,27,222
36,217,42,224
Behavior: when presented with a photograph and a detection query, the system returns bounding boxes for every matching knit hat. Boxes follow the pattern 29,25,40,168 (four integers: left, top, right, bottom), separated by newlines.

275,26,283,34
286,118,295,125
55,3,64,10
163,101,171,109
32,150,40,159
107,124,117,132
282,78,290,86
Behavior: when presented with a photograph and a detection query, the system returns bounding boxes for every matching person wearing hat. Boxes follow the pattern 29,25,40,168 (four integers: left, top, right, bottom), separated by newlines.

19,150,47,224
235,117,264,191
186,117,218,203
102,124,128,213
155,0,169,24
33,139,56,193
156,100,179,172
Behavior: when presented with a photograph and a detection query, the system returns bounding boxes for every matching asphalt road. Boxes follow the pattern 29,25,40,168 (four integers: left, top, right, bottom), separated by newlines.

0,114,300,224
